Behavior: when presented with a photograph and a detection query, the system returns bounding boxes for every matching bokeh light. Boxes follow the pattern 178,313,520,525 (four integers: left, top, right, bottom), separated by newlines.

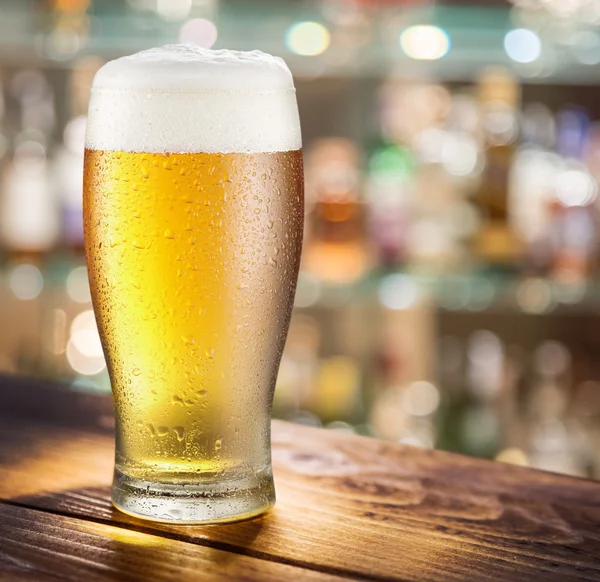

294,274,322,308
286,21,331,56
516,278,553,314
179,18,218,47
67,310,105,376
378,274,419,310
400,25,451,61
66,266,91,303
13,140,46,174
572,31,600,65
8,264,43,301
156,0,192,21
442,133,479,176
534,341,571,378
403,382,441,417
63,115,86,154
555,168,597,206
504,28,541,63
66,339,106,376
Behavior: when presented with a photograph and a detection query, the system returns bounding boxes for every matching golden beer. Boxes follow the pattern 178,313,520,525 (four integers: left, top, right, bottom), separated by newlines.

84,45,303,523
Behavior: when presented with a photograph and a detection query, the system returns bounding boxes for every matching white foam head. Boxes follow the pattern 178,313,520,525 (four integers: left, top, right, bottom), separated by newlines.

85,44,301,154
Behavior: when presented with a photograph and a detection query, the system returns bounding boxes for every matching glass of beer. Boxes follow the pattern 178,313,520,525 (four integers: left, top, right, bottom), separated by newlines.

83,45,303,523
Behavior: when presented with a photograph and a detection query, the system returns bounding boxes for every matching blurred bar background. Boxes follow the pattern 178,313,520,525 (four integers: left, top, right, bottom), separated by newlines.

2,0,600,478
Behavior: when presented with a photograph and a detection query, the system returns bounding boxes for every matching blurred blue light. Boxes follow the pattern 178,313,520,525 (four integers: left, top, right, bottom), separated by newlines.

504,29,541,64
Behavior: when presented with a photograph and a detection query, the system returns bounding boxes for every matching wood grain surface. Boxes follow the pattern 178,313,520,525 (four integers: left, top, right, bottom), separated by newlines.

0,504,345,582
1,376,600,581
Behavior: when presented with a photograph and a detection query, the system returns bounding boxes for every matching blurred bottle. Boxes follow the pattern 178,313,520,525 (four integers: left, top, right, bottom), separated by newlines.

370,381,439,448
0,136,57,378
571,380,600,478
0,79,9,263
371,79,476,272
53,116,87,252
0,137,59,259
1,71,59,260
53,57,104,254
365,142,414,268
473,68,523,269
303,139,371,284
509,103,559,275
0,78,8,177
550,108,598,284
526,341,585,476
273,315,321,418
406,89,482,273
10,70,55,138
312,355,362,423
584,122,600,184
456,330,505,458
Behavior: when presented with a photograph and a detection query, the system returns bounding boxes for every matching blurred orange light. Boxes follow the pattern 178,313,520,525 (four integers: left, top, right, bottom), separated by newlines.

50,0,90,12
319,201,357,222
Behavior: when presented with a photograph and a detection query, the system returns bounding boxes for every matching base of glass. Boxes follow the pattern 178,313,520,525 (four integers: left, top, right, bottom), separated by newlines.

111,465,275,524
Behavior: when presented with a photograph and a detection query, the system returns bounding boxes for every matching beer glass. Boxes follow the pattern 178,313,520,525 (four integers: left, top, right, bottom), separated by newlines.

83,45,303,523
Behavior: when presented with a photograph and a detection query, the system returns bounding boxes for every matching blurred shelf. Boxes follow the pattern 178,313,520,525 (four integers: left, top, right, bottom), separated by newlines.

2,2,600,84
289,268,600,315
0,255,598,316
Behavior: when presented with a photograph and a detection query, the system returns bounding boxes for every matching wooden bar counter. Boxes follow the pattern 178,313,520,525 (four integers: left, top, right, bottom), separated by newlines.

1,375,600,581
